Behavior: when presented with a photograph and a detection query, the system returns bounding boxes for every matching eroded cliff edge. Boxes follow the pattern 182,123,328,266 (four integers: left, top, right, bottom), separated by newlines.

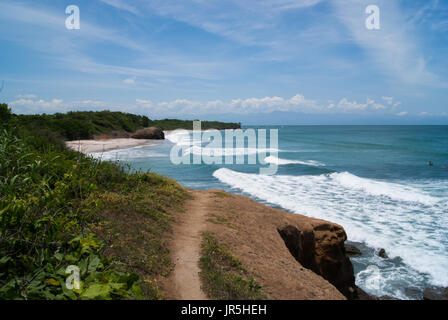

195,189,367,300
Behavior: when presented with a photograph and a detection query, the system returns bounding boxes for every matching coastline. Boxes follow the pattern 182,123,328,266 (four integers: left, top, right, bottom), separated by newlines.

60,127,448,301
67,136,366,299
65,138,162,153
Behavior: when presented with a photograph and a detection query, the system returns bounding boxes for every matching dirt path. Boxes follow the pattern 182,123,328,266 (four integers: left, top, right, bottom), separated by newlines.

164,190,210,300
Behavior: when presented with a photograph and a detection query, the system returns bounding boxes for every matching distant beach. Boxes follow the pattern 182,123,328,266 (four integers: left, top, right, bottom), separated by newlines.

65,138,163,153
89,125,448,300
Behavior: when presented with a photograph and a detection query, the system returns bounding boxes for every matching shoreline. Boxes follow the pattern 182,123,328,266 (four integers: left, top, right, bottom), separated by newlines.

65,135,369,299
65,138,163,153
63,132,443,300
64,129,224,154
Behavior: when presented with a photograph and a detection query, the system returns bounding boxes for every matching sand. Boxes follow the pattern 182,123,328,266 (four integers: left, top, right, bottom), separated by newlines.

65,138,161,153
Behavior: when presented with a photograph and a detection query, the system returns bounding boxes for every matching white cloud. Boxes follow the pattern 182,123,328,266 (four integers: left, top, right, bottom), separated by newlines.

8,94,406,117
9,98,64,113
100,0,139,15
382,96,394,105
332,0,443,87
418,111,448,117
397,111,408,116
17,94,37,99
133,94,398,116
123,78,136,84
336,98,367,112
131,0,326,50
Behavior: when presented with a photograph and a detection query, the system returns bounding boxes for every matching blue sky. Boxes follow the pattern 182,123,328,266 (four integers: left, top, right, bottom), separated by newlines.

0,0,447,124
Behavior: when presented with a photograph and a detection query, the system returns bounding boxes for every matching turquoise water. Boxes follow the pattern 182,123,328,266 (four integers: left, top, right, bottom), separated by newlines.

91,126,448,299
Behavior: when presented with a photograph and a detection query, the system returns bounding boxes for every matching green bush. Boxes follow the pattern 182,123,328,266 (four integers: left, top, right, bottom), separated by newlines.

199,232,266,300
145,119,241,131
14,111,150,140
0,130,141,299
0,104,11,123
9,110,240,141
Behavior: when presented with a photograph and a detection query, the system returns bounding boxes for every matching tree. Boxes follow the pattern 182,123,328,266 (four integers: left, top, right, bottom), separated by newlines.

0,103,11,122
142,115,150,127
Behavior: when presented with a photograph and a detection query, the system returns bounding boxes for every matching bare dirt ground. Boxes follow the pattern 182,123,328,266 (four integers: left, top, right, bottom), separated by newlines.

163,189,346,300
163,190,209,300
203,189,346,300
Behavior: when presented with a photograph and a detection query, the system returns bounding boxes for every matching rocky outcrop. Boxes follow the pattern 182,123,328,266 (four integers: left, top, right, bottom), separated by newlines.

201,189,347,299
345,244,362,257
378,248,388,259
131,127,165,140
93,130,131,139
278,220,358,299
423,287,448,300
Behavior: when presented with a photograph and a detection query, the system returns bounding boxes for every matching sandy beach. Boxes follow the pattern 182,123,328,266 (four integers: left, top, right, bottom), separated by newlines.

66,138,162,153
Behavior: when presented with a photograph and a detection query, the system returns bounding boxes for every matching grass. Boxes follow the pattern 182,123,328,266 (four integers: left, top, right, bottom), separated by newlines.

0,105,189,299
199,232,266,300
92,173,187,299
213,191,230,198
0,106,238,300
207,214,235,229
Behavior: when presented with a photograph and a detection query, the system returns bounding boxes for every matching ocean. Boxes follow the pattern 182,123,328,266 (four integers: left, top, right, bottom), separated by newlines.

90,125,448,300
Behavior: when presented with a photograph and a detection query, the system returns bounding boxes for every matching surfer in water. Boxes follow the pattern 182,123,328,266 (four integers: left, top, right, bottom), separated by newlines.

428,161,434,166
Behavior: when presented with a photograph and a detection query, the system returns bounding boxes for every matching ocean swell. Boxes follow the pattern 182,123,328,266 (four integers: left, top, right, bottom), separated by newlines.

212,168,448,292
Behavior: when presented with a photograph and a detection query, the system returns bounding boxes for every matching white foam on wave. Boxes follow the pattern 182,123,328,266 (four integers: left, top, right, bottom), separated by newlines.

166,130,282,157
213,168,448,291
165,130,202,146
330,171,437,205
185,146,280,157
264,156,325,167
89,144,166,161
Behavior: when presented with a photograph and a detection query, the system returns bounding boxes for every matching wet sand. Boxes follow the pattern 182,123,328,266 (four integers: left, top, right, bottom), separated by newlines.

65,138,161,153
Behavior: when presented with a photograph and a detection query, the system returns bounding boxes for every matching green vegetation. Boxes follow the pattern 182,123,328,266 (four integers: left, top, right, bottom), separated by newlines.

0,105,187,300
199,232,266,300
0,104,11,123
146,119,241,131
9,111,241,141
13,111,150,140
213,191,230,198
207,214,235,229
92,173,187,299
0,107,240,300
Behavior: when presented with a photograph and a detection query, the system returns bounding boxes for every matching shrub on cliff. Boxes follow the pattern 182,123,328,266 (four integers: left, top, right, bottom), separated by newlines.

0,104,11,123
0,127,186,299
14,111,150,140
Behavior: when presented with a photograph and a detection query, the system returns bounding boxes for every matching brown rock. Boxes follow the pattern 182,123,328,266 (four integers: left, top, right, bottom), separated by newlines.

356,287,378,300
131,127,165,140
199,189,347,300
345,244,362,257
93,130,130,139
278,219,357,299
423,287,448,300
378,248,388,259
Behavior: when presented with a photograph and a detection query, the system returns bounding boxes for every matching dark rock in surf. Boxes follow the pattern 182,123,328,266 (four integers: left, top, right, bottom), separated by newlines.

378,295,400,300
378,248,388,259
345,244,362,257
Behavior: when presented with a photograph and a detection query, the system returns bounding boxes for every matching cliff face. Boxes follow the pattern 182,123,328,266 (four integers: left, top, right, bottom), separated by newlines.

197,189,360,300
278,220,356,298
